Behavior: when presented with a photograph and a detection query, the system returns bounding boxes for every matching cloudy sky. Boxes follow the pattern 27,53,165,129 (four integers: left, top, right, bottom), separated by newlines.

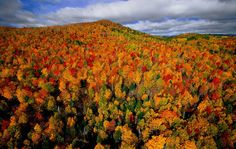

0,0,236,35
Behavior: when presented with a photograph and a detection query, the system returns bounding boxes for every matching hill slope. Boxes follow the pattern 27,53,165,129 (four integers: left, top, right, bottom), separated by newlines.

0,20,236,148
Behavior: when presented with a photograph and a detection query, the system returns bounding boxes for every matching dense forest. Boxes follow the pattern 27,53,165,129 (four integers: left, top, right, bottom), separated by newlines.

0,20,235,148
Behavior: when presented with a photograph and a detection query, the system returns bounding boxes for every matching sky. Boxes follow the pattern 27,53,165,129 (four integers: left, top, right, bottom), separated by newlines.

0,0,236,36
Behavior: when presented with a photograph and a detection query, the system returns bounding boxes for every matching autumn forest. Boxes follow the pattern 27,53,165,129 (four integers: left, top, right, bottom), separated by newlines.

0,20,236,148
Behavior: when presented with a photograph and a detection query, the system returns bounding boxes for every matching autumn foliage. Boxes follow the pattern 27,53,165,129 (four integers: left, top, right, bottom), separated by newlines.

0,20,236,148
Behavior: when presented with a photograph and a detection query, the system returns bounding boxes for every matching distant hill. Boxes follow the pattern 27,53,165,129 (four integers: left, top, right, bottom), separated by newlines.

1,20,235,37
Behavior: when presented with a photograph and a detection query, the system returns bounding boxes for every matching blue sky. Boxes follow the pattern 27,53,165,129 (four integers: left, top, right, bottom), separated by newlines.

0,0,236,36
21,0,95,14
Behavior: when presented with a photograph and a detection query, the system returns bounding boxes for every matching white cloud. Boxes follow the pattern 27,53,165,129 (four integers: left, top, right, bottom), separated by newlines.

40,0,236,35
0,0,43,27
45,0,236,23
33,0,61,4
126,19,236,36
0,0,236,35
126,19,205,35
0,0,21,17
